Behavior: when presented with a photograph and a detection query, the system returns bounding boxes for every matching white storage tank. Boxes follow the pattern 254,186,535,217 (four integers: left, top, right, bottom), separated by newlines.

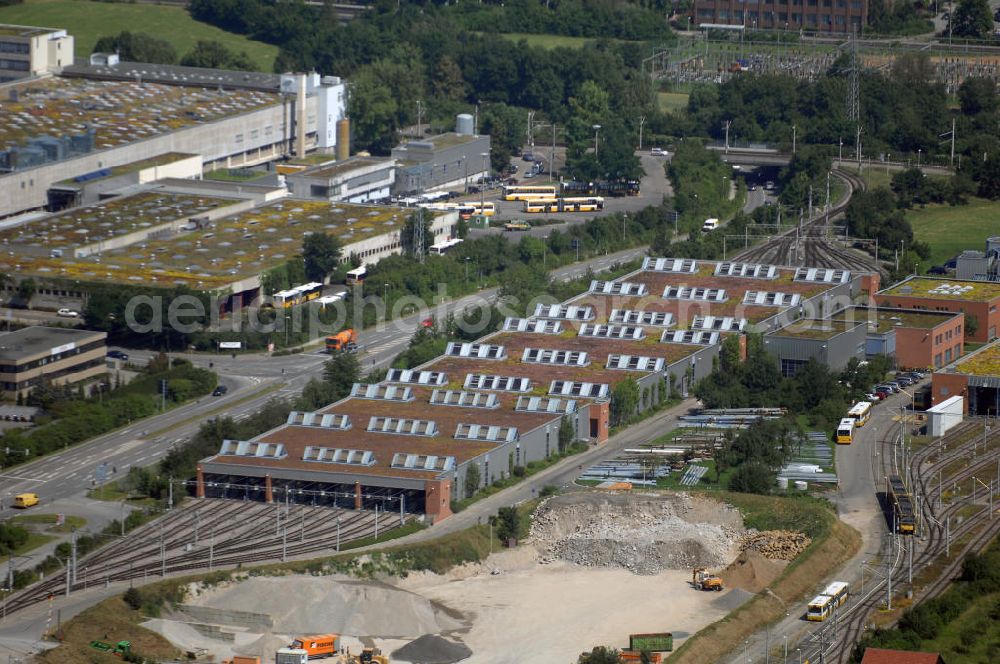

777,477,789,490
456,113,475,136
794,480,808,491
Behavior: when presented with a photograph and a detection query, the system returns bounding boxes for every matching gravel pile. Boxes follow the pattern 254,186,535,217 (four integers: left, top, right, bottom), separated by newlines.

530,492,743,575
392,635,472,664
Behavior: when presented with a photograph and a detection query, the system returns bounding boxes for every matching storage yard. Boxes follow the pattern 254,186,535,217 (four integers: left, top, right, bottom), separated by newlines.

138,491,815,664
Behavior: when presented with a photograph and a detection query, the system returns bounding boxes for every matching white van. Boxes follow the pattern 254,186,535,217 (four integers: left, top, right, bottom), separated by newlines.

702,218,720,232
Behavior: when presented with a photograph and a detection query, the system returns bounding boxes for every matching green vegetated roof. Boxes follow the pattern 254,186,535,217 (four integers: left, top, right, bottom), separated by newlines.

953,341,1000,377
772,319,857,340
880,276,1000,302
1,77,277,153
55,152,198,185
871,309,959,333
3,198,420,291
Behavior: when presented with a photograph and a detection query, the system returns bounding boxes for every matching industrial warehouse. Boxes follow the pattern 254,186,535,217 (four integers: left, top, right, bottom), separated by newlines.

196,258,867,521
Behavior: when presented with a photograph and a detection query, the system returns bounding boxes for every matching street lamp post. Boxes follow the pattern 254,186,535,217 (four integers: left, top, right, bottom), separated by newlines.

480,152,489,214
839,138,843,162
918,148,922,166
792,124,797,154
593,124,602,159
465,256,471,281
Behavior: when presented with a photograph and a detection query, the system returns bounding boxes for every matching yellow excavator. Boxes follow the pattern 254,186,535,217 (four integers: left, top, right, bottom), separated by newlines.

692,568,724,591
337,648,388,664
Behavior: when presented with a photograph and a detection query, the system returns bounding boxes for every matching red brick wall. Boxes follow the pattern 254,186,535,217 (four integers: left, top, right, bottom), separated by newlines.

424,479,452,523
590,401,610,443
875,295,995,343
930,373,969,410
894,314,964,370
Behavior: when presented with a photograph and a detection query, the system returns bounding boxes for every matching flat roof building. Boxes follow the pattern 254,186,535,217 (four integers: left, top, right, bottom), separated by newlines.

932,338,1000,414
0,64,345,218
763,318,867,376
0,24,73,83
876,276,999,344
0,326,106,400
285,157,395,204
392,132,490,195
843,307,965,370
0,183,457,312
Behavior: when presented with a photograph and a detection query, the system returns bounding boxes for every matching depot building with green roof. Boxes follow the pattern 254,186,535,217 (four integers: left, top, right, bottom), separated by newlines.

876,276,1000,344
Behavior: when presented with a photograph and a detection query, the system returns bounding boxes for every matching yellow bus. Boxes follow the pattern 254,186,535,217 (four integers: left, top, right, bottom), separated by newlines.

848,401,872,427
835,418,855,445
523,197,604,214
503,184,557,201
458,202,496,218
273,282,323,308
806,581,849,621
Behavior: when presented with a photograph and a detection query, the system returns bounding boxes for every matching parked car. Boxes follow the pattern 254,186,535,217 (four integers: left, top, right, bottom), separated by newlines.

212,385,228,397
864,393,879,402
650,147,668,156
885,382,903,392
522,152,535,162
56,308,79,318
894,376,913,386
874,390,890,400
106,350,129,361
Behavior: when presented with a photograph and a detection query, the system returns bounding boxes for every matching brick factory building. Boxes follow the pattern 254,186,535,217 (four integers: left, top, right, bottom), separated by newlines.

932,339,1000,415
876,276,999,344
690,0,867,34
197,258,868,521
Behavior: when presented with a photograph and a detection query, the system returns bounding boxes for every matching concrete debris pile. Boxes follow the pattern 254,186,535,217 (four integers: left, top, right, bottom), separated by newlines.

529,492,744,576
739,530,811,561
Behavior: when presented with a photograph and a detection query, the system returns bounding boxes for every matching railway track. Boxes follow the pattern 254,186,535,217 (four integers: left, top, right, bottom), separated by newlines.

1,500,402,616
731,169,887,278
796,418,1000,663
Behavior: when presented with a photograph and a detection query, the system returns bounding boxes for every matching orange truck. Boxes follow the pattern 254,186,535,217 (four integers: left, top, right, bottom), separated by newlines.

325,328,357,353
290,634,339,659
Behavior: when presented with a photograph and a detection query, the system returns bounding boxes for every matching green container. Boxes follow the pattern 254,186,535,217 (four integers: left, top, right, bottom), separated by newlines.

629,633,673,652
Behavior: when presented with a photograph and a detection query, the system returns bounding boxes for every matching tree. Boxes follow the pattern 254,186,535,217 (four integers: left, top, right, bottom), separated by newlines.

431,55,466,101
950,0,993,37
93,31,178,64
400,211,434,257
302,233,343,282
578,646,622,664
348,68,398,155
959,77,999,116
16,278,35,309
463,462,481,498
180,40,255,71
558,415,575,453
728,462,775,494
965,313,979,338
322,350,360,402
610,378,640,427
494,506,519,542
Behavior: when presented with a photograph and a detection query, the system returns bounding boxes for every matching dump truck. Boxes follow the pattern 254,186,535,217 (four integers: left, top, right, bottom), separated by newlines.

325,329,357,353
629,632,673,652
291,634,339,659
89,640,130,656
692,568,724,591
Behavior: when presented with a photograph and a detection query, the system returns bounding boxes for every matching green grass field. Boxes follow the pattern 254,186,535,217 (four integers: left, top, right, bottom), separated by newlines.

657,91,689,113
0,0,279,71
906,197,1000,270
494,32,594,49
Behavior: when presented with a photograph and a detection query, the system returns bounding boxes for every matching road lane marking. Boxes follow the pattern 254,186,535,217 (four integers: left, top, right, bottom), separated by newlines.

0,473,35,481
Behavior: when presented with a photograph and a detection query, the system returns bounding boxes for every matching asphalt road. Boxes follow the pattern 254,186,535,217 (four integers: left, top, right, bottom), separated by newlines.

728,383,925,663
468,152,674,238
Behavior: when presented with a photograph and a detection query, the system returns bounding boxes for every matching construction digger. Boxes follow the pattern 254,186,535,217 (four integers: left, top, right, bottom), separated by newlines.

692,568,724,591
